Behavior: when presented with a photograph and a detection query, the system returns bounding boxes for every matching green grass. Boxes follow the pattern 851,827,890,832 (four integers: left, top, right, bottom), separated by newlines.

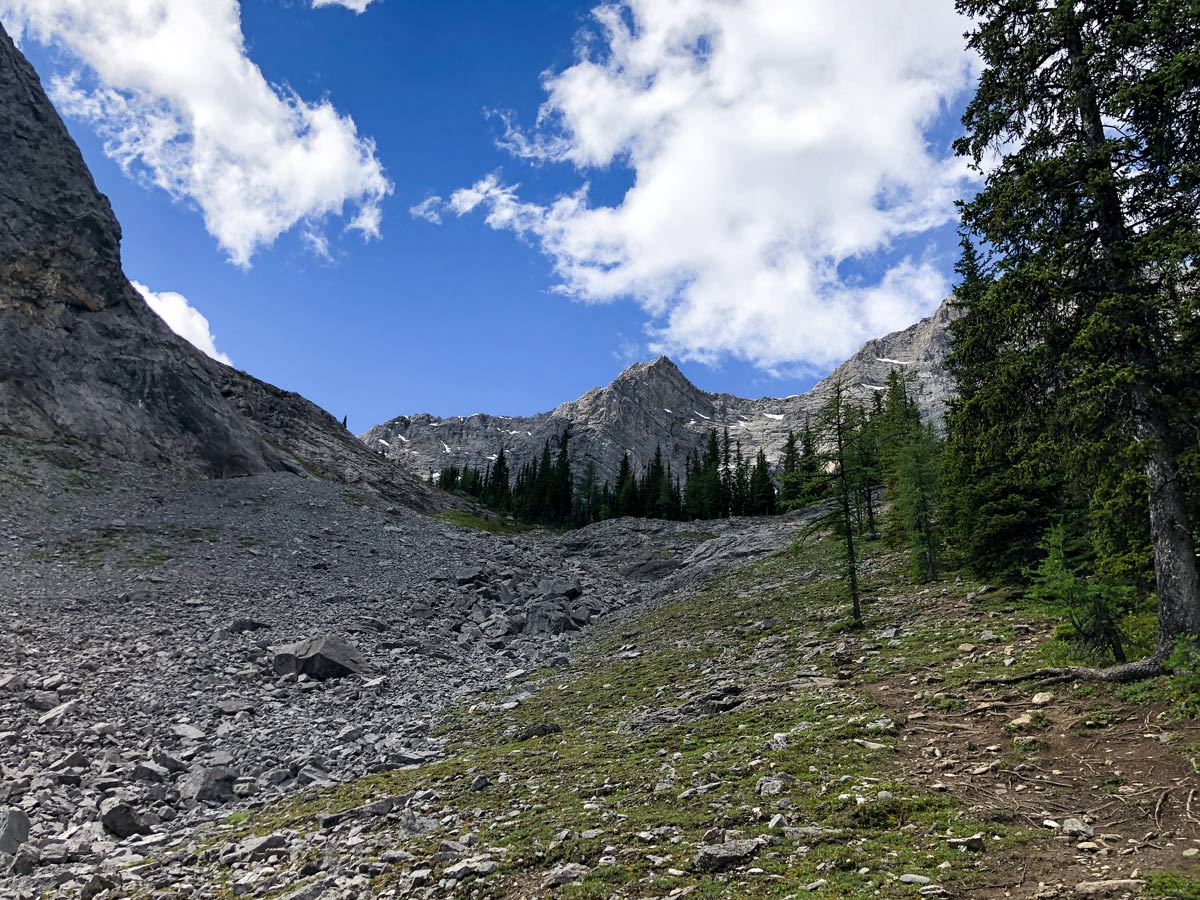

29,523,220,569
1148,872,1200,899
675,530,719,542
436,510,537,536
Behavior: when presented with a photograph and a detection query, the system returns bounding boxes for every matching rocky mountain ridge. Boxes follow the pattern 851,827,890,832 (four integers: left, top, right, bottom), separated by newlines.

362,299,956,486
0,22,443,513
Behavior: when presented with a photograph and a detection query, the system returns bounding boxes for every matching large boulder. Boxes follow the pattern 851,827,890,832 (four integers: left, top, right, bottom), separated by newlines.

273,634,366,680
99,798,146,839
537,576,583,600
693,838,763,872
525,600,572,636
179,767,239,803
0,807,30,854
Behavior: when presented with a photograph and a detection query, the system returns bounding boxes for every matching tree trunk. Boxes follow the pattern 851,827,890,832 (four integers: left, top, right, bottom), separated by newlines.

1136,396,1200,656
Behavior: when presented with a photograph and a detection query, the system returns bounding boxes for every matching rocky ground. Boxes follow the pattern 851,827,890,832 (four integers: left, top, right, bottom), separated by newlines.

0,437,798,898
2,438,1200,900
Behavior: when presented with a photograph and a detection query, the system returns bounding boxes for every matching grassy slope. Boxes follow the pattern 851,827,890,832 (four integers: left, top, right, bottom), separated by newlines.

138,529,1199,900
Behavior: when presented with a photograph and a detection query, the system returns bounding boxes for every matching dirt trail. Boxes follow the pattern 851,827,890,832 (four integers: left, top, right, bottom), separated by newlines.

863,592,1200,898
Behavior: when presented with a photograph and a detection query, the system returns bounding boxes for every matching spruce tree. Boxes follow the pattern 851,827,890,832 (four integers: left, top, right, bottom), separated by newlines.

942,237,1066,579
779,431,801,506
796,416,824,507
750,450,776,516
577,462,601,526
955,0,1200,665
614,453,639,518
488,447,511,511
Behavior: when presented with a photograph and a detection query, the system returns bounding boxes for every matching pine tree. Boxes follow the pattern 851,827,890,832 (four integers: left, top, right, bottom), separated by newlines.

778,417,827,512
749,449,776,516
576,462,601,526
614,453,639,518
488,447,511,511
1027,524,1135,664
816,380,863,627
955,0,1200,665
732,441,750,516
892,422,942,582
550,428,573,524
849,403,880,538
796,416,824,507
779,432,801,506
644,445,667,518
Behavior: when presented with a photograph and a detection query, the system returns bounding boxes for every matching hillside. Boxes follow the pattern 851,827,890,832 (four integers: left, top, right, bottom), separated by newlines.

7,458,1194,899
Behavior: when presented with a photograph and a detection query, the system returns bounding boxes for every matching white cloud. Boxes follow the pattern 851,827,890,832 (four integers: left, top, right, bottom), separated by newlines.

1,0,392,266
133,281,233,366
409,196,444,225
311,0,377,12
439,0,979,372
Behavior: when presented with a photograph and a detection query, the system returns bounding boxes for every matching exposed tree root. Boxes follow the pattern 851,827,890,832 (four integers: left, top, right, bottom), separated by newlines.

971,656,1166,687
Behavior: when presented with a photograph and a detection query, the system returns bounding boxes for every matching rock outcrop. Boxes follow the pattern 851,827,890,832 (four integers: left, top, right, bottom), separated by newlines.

0,22,443,511
363,299,957,485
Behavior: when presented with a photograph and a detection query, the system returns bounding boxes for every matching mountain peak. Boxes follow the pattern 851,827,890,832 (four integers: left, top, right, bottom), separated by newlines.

364,302,956,487
613,355,685,384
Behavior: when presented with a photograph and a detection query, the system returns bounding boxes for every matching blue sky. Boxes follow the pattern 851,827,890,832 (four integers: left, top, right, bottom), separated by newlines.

7,1,978,431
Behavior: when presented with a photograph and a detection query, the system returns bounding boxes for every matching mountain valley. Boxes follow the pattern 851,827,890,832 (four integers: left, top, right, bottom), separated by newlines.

0,12,1198,900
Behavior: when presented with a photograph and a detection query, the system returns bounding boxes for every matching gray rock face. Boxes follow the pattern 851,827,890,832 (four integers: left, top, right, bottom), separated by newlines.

0,22,446,513
273,635,367,680
0,22,267,476
362,300,957,486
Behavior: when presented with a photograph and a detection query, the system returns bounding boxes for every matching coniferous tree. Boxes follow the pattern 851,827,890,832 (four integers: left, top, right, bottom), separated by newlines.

849,404,880,537
488,447,511,511
1028,523,1135,664
614,453,639,518
779,431,801,507
576,462,602,526
942,237,1066,580
797,416,825,508
720,428,734,516
749,449,777,516
816,380,864,627
878,371,943,581
549,428,573,524
954,0,1200,664
731,441,751,516
643,445,667,518
894,423,943,582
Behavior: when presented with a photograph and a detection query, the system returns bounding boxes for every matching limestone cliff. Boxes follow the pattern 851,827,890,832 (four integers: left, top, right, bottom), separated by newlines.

0,22,443,511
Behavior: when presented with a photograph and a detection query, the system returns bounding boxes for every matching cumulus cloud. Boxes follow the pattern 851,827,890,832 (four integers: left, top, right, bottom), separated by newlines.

1,0,392,266
311,0,377,11
133,281,233,366
437,0,978,372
